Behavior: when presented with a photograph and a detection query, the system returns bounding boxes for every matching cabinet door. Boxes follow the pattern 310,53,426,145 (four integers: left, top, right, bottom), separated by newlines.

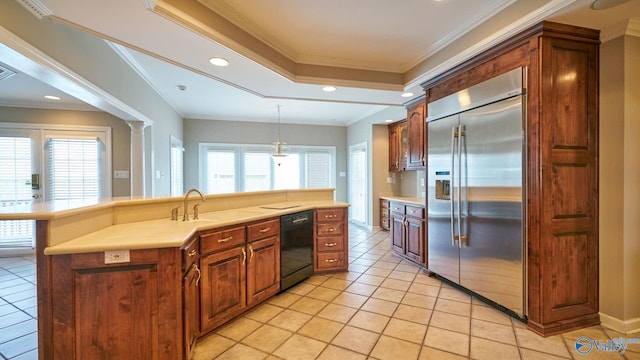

200,246,246,332
183,263,200,359
388,122,407,171
50,249,182,360
405,217,426,264
407,101,426,169
247,236,280,306
390,215,405,254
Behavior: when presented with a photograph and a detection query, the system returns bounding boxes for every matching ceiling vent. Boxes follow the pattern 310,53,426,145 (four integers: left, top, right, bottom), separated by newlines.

0,65,16,81
16,0,53,19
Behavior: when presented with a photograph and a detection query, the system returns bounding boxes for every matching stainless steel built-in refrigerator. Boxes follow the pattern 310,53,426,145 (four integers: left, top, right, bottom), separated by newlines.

427,67,526,318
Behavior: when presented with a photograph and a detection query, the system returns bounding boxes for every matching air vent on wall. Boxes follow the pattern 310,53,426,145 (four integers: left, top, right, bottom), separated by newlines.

0,65,16,81
16,0,53,19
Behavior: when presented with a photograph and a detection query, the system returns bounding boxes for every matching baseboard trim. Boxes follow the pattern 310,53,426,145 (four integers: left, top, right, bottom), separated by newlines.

599,312,640,334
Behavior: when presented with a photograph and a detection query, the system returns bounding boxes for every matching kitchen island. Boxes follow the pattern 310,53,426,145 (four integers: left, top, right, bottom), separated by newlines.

0,189,349,360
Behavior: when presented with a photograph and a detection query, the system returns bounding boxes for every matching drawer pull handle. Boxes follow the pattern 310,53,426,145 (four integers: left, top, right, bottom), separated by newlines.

325,258,339,263
218,236,233,243
194,264,201,286
259,227,271,233
324,242,337,247
327,228,336,232
324,214,337,218
188,249,197,257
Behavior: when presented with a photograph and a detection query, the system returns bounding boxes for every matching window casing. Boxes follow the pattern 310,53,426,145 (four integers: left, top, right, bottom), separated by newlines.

200,143,335,194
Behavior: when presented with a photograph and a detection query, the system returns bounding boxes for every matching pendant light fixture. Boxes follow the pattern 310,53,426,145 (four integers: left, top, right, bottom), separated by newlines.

271,104,290,166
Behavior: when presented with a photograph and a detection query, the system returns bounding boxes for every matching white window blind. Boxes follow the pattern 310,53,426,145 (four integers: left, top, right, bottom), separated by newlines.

244,151,271,192
201,144,335,194
306,152,330,188
207,150,236,194
0,136,34,248
350,144,367,224
47,138,101,200
170,137,184,196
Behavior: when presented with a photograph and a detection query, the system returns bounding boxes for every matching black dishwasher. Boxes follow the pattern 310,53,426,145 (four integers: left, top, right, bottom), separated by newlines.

280,210,314,291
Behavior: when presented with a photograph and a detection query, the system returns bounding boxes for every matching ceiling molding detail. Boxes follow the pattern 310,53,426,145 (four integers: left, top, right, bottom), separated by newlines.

407,0,577,90
15,0,53,19
600,17,640,41
411,0,518,70
0,25,153,125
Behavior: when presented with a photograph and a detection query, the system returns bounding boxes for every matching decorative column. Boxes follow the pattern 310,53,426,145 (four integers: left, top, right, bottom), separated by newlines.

126,120,146,197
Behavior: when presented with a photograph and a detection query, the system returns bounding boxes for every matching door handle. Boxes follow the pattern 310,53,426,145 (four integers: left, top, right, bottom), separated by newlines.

32,194,40,199
457,124,464,249
450,126,457,247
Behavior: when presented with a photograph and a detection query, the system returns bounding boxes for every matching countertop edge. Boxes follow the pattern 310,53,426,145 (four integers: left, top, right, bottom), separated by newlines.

43,201,349,255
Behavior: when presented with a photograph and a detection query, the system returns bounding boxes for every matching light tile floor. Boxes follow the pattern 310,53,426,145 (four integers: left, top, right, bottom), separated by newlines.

0,254,38,360
0,227,638,360
193,226,640,360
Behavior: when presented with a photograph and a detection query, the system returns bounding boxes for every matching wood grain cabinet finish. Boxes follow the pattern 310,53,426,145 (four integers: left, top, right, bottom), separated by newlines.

388,120,407,171
246,218,280,306
422,21,600,336
380,198,390,231
390,201,426,266
406,100,426,170
182,236,200,360
49,249,183,360
315,208,349,272
199,218,280,334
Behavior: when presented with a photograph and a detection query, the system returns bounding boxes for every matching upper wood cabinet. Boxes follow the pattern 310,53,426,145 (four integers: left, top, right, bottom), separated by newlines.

406,99,426,170
422,21,600,336
388,120,407,171
388,98,426,172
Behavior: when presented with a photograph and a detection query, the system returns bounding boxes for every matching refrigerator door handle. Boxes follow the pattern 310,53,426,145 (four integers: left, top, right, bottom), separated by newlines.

450,125,458,247
458,124,466,248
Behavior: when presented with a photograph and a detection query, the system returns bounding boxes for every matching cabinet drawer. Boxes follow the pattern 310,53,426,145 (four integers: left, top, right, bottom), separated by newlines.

390,202,405,215
405,205,425,219
316,208,345,223
200,226,246,255
316,236,344,252
247,218,280,242
317,222,344,237
316,252,345,270
380,199,390,210
182,237,199,272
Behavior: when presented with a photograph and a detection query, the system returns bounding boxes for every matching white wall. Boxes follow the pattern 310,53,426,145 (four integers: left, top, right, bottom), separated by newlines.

347,106,405,228
599,33,640,333
0,1,183,197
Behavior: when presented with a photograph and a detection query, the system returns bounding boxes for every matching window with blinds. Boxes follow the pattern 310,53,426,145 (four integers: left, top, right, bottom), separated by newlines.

201,144,335,194
170,136,184,196
349,143,367,225
47,138,101,200
0,136,34,248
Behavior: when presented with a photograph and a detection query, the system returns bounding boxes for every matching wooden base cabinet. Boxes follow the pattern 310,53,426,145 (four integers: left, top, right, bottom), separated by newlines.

182,237,200,360
49,248,183,360
315,208,348,272
199,219,280,334
390,201,426,266
421,21,600,336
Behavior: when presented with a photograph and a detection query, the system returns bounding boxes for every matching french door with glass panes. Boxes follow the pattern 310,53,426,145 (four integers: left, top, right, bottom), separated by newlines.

0,124,111,254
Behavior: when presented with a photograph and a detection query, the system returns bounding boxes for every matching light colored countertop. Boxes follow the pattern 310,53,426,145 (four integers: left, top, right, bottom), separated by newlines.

379,195,425,207
43,200,348,255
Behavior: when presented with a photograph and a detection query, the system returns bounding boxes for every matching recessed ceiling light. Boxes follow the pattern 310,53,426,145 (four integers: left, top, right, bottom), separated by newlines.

322,86,337,92
591,0,629,10
209,57,229,66
44,95,60,100
384,119,394,123
401,92,414,98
